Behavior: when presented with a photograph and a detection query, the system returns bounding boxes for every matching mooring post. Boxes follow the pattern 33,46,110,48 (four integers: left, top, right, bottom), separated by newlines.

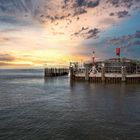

85,67,89,81
136,65,138,74
121,66,126,82
101,63,105,83
70,66,74,81
44,68,47,77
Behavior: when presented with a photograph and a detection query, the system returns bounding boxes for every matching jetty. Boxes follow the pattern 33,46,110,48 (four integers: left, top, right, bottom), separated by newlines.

70,68,140,83
69,48,140,83
44,48,140,83
44,68,69,77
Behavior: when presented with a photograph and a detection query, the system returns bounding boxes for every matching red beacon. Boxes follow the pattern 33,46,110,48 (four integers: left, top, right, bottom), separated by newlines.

116,48,120,57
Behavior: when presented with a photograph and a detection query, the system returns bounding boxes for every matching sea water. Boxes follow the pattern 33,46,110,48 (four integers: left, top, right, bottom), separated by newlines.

0,69,140,140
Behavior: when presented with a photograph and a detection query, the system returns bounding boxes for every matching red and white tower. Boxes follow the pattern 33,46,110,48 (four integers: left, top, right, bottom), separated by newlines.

116,48,120,57
92,49,95,66
90,49,98,74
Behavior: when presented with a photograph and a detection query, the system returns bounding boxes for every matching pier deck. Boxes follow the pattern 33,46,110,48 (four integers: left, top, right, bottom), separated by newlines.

73,72,140,83
75,73,140,78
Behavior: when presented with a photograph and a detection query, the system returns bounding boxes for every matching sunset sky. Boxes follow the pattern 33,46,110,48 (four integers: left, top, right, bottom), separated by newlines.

0,0,140,68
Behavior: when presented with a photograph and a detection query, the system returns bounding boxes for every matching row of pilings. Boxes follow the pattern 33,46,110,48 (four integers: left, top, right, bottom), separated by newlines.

44,68,69,77
44,66,140,83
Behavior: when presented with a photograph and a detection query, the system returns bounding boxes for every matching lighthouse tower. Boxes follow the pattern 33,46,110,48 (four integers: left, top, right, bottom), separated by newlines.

89,49,98,74
92,50,95,66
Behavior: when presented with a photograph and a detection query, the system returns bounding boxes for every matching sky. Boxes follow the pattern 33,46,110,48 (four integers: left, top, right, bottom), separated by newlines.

0,0,140,68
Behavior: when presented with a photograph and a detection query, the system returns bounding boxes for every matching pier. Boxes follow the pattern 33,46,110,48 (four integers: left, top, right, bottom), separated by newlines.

44,66,140,83
44,68,69,77
44,48,140,83
69,48,140,83
69,59,140,84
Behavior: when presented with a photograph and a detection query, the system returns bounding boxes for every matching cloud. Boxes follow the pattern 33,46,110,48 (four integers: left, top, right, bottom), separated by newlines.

0,0,140,68
86,28,100,39
87,0,100,8
106,0,134,8
72,27,100,39
0,62,33,67
117,10,129,18
0,28,20,33
106,30,140,51
76,0,100,8
109,10,129,18
109,12,115,16
0,36,18,45
0,62,11,66
109,30,140,42
0,0,28,13
135,31,140,38
0,53,15,62
72,27,89,35
0,0,140,41
73,8,87,16
0,16,22,24
0,37,11,44
0,37,9,41
0,0,139,21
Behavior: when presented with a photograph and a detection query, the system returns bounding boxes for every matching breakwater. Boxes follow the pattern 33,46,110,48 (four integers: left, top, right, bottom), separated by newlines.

44,68,69,77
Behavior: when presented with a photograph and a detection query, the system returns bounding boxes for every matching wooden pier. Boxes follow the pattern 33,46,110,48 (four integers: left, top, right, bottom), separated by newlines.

44,57,140,84
44,67,140,83
69,64,140,84
44,68,69,77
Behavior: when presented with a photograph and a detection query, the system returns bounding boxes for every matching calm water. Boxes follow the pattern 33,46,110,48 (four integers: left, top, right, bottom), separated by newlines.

0,69,140,140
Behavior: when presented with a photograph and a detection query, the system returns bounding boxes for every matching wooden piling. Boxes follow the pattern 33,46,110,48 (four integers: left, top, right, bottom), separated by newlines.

70,66,74,80
44,68,69,77
121,66,126,82
85,67,89,81
101,63,105,83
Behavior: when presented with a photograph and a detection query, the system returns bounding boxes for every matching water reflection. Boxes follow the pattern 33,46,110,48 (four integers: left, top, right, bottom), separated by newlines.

43,77,140,139
0,70,140,140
